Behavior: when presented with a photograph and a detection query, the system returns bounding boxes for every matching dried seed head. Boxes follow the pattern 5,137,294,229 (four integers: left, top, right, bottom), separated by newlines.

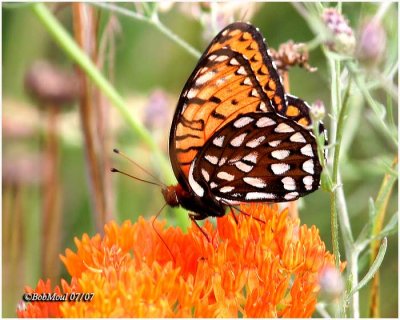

322,8,356,55
24,61,80,107
269,41,317,73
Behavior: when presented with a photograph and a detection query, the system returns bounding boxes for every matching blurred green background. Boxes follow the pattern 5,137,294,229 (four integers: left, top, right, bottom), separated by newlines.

2,2,398,317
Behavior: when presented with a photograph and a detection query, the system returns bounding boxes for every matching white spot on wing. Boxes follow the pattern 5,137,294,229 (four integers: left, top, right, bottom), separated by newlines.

188,160,204,197
271,163,290,175
220,186,234,193
217,171,235,181
219,157,227,166
205,154,218,165
243,152,258,164
246,192,276,200
303,175,314,190
259,101,268,111
230,58,239,65
282,177,296,191
244,177,266,188
213,135,225,147
271,150,290,160
199,67,208,74
195,71,216,86
243,77,252,85
201,169,210,181
300,144,314,157
237,66,246,75
256,117,276,127
302,159,314,174
215,55,228,62
275,122,294,133
230,133,247,147
246,136,266,148
284,192,299,200
187,88,198,99
234,116,254,128
251,88,259,97
290,132,306,143
268,140,281,147
210,182,218,189
235,161,253,173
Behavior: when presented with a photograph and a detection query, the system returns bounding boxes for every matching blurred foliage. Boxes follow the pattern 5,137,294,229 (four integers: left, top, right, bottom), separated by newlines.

2,2,398,317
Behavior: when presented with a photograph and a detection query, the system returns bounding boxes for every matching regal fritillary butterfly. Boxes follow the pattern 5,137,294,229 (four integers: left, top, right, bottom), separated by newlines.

162,22,325,221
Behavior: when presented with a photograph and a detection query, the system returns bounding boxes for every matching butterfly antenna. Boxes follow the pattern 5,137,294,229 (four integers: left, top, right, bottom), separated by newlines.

151,203,176,265
110,168,161,187
113,148,166,187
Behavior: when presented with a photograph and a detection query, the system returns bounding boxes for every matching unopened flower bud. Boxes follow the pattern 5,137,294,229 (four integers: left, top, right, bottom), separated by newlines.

356,19,386,66
310,100,326,122
319,266,344,300
322,8,356,55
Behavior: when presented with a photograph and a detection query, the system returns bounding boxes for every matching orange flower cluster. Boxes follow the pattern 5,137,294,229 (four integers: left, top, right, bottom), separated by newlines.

18,204,340,317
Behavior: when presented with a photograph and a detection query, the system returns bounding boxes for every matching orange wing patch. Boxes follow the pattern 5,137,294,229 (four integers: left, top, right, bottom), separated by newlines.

205,24,286,113
174,49,272,176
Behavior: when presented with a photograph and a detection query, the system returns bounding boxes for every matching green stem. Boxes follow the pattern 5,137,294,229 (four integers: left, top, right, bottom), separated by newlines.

328,58,341,271
93,2,201,59
31,3,190,228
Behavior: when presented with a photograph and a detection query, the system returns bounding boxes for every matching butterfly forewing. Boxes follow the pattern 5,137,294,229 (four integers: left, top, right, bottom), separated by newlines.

171,48,275,182
190,112,322,203
204,22,287,114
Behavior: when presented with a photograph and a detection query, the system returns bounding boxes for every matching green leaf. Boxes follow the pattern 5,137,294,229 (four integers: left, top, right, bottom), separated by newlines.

347,238,387,299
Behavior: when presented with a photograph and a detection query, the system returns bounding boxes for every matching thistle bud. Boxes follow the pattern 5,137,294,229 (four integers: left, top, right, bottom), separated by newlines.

322,8,356,55
356,19,386,66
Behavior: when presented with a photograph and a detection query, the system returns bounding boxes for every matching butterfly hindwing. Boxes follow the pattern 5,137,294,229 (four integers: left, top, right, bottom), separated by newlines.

190,112,322,203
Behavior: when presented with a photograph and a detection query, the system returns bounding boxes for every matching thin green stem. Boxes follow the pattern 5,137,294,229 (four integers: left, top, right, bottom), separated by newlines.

31,2,190,228
327,58,341,271
93,2,201,59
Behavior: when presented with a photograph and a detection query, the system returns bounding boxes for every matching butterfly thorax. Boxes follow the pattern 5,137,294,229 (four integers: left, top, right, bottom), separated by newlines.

162,183,226,220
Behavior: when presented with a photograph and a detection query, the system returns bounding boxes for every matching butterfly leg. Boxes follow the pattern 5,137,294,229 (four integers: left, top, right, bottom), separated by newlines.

190,216,211,243
231,205,266,224
228,205,239,225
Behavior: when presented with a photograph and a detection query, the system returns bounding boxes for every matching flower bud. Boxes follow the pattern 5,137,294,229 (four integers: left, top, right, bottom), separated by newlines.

318,266,344,301
310,100,326,122
356,19,386,66
322,8,356,55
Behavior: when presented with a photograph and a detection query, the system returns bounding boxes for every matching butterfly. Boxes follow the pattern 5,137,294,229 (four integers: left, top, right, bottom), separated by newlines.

162,22,325,221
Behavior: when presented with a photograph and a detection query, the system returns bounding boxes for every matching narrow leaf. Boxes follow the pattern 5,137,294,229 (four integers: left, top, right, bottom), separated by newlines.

347,238,387,298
